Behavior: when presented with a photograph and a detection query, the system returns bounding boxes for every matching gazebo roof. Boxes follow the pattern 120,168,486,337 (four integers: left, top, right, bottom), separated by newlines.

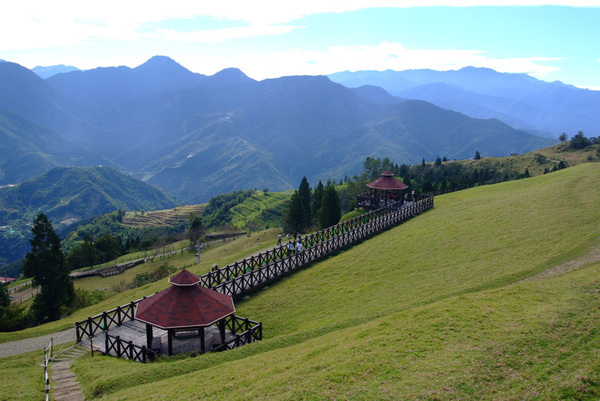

169,269,201,286
135,269,235,330
367,170,409,191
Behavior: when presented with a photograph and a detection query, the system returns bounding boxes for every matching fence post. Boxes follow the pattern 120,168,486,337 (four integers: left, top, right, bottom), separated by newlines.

88,317,93,338
75,322,81,342
116,336,121,357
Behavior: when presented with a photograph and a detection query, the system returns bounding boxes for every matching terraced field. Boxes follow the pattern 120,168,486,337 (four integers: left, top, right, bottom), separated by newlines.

122,204,206,228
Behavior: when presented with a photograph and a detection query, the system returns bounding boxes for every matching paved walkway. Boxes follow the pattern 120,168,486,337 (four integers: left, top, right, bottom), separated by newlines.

0,327,76,357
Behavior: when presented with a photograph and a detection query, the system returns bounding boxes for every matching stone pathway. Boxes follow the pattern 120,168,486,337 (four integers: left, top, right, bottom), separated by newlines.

50,343,87,401
0,327,76,358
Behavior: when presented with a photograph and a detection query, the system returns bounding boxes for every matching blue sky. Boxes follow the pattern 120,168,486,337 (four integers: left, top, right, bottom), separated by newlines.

1,1,599,89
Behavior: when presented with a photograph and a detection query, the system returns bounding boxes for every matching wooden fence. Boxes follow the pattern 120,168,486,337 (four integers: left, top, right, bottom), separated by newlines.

102,333,157,363
213,315,262,352
201,195,434,298
75,194,432,357
76,299,143,342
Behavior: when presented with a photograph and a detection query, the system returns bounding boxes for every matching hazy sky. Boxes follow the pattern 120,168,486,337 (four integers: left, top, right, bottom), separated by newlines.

1,1,599,89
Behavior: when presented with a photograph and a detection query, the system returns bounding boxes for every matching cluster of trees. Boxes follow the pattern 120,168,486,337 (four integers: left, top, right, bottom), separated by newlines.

284,177,341,232
66,233,149,270
559,130,600,149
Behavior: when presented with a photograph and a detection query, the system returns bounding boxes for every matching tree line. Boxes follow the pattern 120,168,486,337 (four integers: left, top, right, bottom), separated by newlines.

284,177,341,233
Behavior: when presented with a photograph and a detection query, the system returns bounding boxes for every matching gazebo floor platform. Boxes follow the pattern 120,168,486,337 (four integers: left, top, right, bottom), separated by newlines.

81,319,236,357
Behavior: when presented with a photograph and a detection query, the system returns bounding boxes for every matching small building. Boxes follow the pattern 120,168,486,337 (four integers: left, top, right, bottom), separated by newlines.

0,277,16,285
135,269,235,356
357,170,409,209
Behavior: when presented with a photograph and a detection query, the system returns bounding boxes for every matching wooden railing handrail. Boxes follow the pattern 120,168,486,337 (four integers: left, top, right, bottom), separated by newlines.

76,195,433,344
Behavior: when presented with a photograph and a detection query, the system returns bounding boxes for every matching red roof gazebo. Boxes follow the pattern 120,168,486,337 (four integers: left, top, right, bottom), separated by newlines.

360,170,408,209
135,269,235,355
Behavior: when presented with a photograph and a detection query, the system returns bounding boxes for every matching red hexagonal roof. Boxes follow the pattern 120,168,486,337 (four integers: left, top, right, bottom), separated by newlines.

135,269,235,330
367,170,409,191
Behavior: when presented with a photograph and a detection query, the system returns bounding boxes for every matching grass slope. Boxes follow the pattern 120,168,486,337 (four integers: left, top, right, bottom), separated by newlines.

60,163,600,400
228,190,292,231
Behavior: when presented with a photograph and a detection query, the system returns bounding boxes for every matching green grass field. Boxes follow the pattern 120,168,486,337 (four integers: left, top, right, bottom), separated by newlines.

3,163,600,400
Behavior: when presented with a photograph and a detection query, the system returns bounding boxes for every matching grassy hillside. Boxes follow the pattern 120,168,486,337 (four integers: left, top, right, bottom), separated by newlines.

3,164,599,400
52,163,599,400
462,142,600,176
228,190,292,231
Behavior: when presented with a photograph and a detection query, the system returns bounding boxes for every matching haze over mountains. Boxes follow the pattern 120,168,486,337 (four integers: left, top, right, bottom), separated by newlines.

0,56,558,204
329,68,600,138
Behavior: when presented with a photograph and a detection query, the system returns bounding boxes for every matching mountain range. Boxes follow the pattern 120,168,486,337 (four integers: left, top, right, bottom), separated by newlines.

0,166,177,268
328,68,600,138
0,56,557,204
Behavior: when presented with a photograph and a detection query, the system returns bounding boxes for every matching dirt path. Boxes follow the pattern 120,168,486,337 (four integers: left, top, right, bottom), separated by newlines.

518,244,600,283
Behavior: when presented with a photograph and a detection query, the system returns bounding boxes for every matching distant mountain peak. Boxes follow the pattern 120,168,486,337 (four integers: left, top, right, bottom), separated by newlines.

32,64,80,79
207,67,254,85
135,55,188,72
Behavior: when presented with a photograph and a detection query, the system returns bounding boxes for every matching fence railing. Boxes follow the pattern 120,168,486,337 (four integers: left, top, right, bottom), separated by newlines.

204,195,434,298
102,332,156,363
75,299,144,342
213,315,262,352
43,338,52,401
76,195,432,350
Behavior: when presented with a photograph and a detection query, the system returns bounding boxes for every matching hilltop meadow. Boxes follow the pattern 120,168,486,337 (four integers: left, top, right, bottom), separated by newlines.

2,162,600,400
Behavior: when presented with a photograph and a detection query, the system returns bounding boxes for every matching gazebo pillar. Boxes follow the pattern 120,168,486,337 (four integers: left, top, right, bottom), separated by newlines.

219,319,226,343
167,329,173,356
145,324,153,349
199,326,205,353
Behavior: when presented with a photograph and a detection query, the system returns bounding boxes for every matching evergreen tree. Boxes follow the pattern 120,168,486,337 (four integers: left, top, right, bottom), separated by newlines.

474,150,481,160
402,174,412,190
434,155,442,167
558,132,567,142
422,179,434,194
188,216,204,246
298,177,312,222
318,183,342,230
23,213,75,323
439,178,448,194
285,191,305,233
312,181,324,217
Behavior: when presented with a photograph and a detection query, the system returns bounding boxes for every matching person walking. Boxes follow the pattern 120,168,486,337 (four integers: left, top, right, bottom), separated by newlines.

287,241,294,256
277,233,282,246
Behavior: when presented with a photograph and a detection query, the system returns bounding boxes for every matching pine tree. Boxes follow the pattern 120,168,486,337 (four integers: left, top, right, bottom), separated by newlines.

189,216,204,245
298,177,312,224
23,213,75,323
312,181,324,217
285,191,305,233
474,150,481,160
318,183,342,230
